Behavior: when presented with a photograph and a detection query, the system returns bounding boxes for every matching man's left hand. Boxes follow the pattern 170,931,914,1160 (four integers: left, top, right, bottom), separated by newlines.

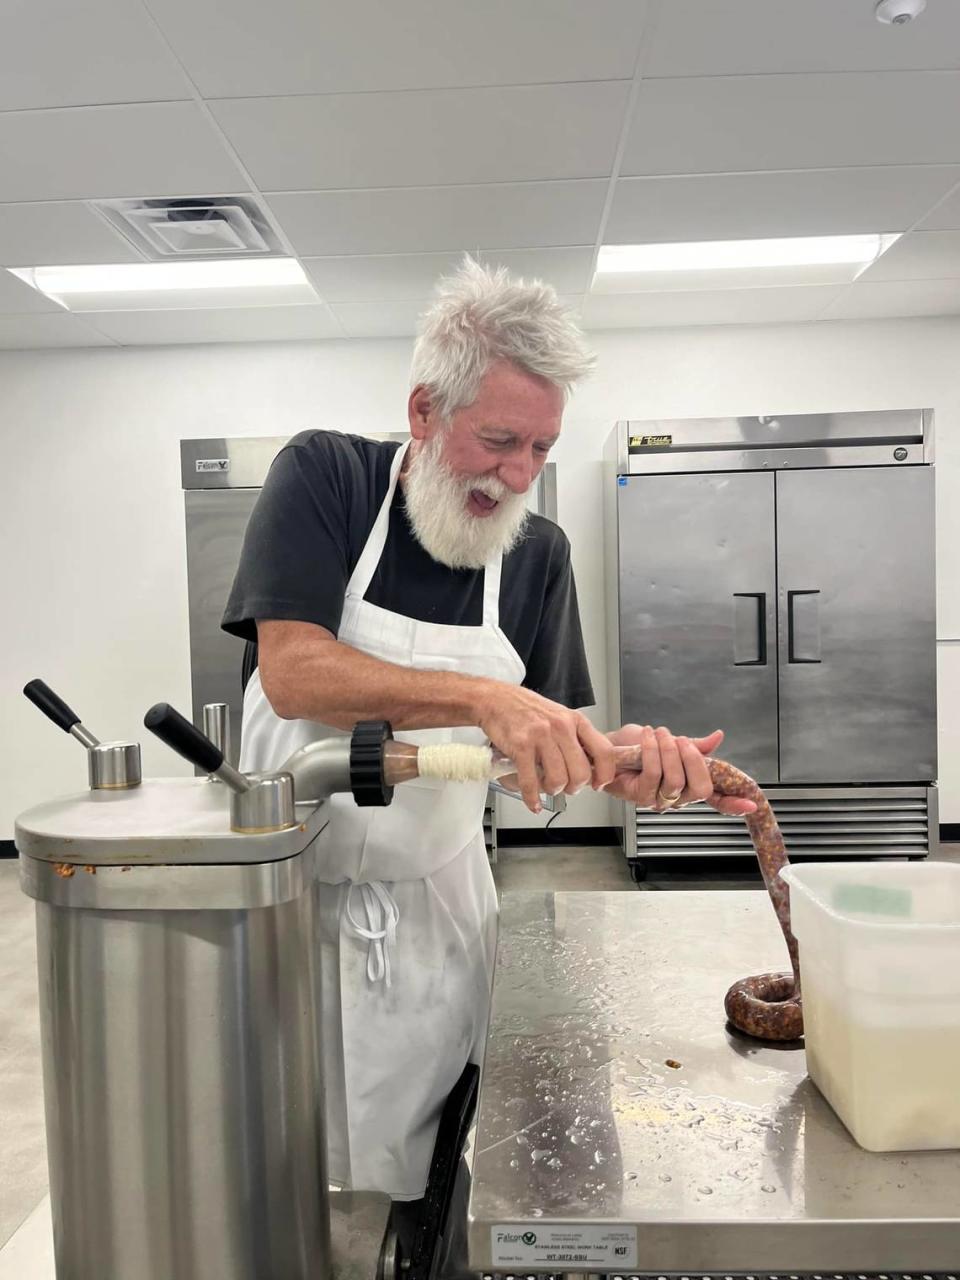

603,725,757,816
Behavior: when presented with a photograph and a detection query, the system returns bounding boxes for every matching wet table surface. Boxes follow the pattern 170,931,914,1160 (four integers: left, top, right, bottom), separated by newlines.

468,891,960,1274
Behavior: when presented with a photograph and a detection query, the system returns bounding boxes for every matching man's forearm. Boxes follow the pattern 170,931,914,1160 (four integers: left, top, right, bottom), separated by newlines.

259,625,488,730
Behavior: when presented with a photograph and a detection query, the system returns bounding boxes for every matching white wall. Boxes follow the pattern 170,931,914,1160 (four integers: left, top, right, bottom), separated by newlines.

3,315,959,840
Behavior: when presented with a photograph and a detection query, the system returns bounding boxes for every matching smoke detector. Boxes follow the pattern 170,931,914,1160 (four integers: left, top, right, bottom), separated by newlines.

90,196,285,260
875,0,926,25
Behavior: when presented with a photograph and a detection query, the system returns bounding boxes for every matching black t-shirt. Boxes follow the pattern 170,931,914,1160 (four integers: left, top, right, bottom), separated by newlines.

222,430,595,709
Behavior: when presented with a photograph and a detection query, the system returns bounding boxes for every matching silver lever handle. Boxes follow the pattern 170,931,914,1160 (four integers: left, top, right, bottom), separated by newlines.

144,703,298,835
143,702,250,793
24,678,141,790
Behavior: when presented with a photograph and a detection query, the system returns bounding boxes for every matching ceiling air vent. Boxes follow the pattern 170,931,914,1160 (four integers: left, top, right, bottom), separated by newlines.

90,196,285,260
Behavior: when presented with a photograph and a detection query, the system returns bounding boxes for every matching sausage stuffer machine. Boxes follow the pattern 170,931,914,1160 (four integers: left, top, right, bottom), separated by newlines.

16,684,401,1280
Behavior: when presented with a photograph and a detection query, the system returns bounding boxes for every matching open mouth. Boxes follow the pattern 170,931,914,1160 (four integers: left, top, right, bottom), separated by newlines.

468,489,500,516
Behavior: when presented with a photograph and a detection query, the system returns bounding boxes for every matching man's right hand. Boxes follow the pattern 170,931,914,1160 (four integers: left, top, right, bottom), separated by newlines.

473,683,616,813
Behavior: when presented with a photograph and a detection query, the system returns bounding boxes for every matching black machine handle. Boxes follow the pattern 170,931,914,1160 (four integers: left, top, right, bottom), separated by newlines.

144,702,224,774
23,678,83,734
787,589,822,664
733,592,767,667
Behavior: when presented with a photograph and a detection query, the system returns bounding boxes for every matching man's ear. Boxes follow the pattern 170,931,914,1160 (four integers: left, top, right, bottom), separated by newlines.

408,385,433,440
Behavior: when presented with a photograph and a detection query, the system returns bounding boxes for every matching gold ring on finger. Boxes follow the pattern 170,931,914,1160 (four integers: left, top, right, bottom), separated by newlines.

657,788,683,808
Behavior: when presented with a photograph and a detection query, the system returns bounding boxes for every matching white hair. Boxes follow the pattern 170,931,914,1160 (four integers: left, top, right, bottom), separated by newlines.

410,256,595,420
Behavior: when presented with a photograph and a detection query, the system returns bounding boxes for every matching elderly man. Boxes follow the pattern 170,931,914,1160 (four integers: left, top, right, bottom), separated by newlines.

222,258,750,1253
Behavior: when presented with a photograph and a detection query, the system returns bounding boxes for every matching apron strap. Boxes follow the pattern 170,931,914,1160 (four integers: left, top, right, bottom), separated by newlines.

347,441,410,601
482,552,503,628
344,881,401,987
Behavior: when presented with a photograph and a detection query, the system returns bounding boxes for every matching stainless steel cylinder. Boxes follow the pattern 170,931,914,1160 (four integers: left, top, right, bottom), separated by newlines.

231,771,296,833
26,849,331,1280
87,740,141,789
203,703,231,777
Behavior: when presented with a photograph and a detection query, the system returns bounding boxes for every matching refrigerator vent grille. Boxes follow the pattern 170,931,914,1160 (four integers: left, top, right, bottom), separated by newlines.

633,790,932,858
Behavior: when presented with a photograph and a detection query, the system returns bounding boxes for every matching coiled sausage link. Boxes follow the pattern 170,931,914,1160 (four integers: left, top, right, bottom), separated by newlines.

706,757,802,1041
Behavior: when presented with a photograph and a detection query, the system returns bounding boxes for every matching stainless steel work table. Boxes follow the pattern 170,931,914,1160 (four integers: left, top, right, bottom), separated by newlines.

468,891,960,1274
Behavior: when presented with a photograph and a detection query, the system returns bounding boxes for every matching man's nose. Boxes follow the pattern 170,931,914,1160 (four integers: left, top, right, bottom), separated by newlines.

498,452,540,495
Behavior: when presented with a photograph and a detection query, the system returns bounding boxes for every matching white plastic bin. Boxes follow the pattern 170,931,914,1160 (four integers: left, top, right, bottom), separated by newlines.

780,861,960,1152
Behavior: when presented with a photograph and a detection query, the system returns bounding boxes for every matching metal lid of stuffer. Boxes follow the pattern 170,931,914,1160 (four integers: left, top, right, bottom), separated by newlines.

16,778,328,912
15,777,324,868
17,695,395,878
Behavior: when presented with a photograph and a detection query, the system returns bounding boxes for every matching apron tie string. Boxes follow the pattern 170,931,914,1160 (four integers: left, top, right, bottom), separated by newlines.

344,881,400,987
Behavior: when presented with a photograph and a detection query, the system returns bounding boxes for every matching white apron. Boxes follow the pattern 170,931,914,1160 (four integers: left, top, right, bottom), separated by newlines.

240,440,526,1198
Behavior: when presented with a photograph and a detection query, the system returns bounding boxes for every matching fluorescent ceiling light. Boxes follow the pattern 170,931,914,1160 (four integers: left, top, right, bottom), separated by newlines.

592,234,901,294
7,258,320,311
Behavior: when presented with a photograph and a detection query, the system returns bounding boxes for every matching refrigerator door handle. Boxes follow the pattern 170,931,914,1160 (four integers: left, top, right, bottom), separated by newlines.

787,589,822,663
733,592,767,666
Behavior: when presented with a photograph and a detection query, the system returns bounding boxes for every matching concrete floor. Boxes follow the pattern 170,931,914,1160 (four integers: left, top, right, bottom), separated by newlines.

2,842,958,1266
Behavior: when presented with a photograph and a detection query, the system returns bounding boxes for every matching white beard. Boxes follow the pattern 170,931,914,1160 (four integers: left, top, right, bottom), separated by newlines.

403,434,531,570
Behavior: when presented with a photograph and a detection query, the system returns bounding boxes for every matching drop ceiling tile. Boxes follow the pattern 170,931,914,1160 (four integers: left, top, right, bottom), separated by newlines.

303,253,466,304
643,0,960,77
477,247,595,293
0,0,189,110
331,299,431,339
605,167,960,244
265,182,607,257
307,247,595,304
0,312,114,348
581,284,843,330
858,230,960,282
83,305,344,346
917,183,960,230
0,104,247,203
0,201,142,266
332,293,584,339
211,83,628,191
0,269,63,314
822,278,960,321
149,0,647,96
621,72,960,176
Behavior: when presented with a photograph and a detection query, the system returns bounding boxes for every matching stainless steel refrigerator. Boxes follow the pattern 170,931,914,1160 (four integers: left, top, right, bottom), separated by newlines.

603,410,938,876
